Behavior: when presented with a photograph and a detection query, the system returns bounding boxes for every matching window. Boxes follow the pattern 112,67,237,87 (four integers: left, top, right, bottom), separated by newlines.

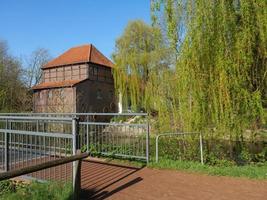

110,102,116,112
96,89,102,100
103,107,108,112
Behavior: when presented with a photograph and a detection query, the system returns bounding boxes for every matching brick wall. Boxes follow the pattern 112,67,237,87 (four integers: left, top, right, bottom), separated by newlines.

33,87,76,113
33,63,117,113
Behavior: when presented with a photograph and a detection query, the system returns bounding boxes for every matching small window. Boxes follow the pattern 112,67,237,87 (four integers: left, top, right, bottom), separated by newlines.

96,89,102,100
110,102,116,112
103,107,108,112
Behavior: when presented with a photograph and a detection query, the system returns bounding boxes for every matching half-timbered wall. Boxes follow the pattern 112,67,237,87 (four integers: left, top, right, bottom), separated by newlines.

42,64,88,82
34,62,116,113
88,63,113,83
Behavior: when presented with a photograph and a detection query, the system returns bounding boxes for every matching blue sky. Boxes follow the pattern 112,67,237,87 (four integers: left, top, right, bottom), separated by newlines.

0,0,150,61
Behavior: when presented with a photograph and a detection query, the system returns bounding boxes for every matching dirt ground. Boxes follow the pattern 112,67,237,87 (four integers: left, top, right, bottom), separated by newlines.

80,160,267,200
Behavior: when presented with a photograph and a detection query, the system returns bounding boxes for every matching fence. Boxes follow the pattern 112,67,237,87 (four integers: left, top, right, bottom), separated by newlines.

0,113,150,164
155,132,204,164
0,116,77,182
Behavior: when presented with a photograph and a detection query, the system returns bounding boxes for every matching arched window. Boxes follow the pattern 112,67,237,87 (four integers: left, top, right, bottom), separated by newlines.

103,107,109,113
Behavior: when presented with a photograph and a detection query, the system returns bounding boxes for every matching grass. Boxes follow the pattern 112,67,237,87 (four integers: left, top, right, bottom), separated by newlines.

149,159,267,180
91,154,267,180
0,180,72,200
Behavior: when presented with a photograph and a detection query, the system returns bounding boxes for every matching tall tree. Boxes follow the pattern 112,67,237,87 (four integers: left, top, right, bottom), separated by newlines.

114,1,266,137
24,48,51,88
152,0,267,135
0,40,31,112
112,20,170,111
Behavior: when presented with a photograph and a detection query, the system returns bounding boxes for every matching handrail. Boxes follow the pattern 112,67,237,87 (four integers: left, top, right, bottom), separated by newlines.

0,113,148,116
0,116,73,121
0,129,73,138
155,132,204,164
0,152,89,181
79,121,147,127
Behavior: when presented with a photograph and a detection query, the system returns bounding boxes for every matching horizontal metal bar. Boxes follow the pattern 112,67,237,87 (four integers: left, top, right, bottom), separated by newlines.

156,132,200,138
80,122,147,127
0,120,72,124
100,152,147,160
0,152,89,181
3,142,70,152
0,129,73,139
0,116,73,121
0,112,148,116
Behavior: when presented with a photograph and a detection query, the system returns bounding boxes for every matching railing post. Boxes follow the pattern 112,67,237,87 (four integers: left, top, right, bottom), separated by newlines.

86,116,89,153
146,122,150,165
36,120,39,132
72,117,80,200
155,135,159,163
199,132,204,165
5,119,9,171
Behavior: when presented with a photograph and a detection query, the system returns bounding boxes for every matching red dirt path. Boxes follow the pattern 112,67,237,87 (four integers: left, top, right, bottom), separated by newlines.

80,160,267,200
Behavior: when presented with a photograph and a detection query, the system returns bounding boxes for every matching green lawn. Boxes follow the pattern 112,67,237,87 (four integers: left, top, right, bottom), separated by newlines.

149,159,267,180
88,155,267,180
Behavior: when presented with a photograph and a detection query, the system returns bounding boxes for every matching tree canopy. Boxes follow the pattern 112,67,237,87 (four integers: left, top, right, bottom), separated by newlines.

113,0,267,137
112,20,171,111
0,40,51,112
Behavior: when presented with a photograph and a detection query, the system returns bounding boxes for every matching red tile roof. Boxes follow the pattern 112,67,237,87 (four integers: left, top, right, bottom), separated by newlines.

43,44,114,69
32,79,85,90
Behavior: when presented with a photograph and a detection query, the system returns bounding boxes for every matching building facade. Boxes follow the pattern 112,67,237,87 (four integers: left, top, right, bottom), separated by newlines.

32,44,117,113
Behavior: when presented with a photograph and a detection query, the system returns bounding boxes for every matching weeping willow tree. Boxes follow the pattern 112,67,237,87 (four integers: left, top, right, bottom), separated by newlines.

113,1,267,140
149,0,267,138
112,20,170,111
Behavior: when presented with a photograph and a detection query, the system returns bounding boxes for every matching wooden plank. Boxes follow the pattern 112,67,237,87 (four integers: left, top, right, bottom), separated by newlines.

0,152,89,181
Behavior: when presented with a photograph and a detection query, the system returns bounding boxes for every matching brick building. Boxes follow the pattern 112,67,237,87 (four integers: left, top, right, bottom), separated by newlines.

32,44,117,113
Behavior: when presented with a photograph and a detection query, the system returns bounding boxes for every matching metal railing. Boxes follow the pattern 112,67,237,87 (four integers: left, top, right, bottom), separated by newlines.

79,122,149,162
0,116,77,182
155,132,204,164
0,113,150,163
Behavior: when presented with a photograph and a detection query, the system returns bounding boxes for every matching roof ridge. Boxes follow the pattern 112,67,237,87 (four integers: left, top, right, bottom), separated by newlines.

89,44,92,62
43,44,113,69
90,44,114,67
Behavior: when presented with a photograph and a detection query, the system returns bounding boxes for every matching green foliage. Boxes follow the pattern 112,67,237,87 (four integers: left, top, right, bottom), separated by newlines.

0,181,72,200
150,135,267,165
0,41,32,112
114,1,267,139
0,180,17,196
112,20,171,111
